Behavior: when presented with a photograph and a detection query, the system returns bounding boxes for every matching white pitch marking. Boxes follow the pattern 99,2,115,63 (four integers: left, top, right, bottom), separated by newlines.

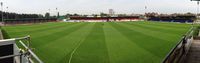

68,40,84,63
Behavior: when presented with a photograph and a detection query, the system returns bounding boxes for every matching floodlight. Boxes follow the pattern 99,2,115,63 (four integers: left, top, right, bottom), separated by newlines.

189,0,200,25
0,2,3,25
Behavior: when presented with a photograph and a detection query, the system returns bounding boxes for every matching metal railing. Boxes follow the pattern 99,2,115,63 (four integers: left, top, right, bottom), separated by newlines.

0,36,43,63
162,27,194,63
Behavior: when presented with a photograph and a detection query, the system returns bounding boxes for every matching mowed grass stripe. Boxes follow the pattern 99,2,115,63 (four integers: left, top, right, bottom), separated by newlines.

29,23,80,38
32,23,88,48
2,22,192,63
125,22,188,31
7,22,76,33
4,22,54,29
4,22,69,32
36,23,95,63
149,22,191,28
129,21,190,29
110,22,174,58
71,23,109,63
104,23,161,63
124,22,189,34
65,23,95,63
118,22,187,42
4,23,77,38
144,22,191,30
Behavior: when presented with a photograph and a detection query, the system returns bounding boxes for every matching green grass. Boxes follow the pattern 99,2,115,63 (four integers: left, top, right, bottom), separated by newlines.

2,21,192,63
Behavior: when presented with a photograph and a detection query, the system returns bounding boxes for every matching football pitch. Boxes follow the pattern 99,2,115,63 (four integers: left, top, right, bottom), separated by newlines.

2,21,191,63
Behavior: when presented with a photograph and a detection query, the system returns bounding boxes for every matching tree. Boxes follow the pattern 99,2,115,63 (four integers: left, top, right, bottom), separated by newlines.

73,13,79,16
65,13,71,18
100,12,108,17
45,13,50,18
38,14,44,18
92,14,98,17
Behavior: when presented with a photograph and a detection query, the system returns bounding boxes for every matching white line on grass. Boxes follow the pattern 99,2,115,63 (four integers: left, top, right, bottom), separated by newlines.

68,23,94,63
68,39,84,63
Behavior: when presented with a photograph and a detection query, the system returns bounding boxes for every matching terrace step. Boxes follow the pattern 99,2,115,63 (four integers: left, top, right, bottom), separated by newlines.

184,40,200,63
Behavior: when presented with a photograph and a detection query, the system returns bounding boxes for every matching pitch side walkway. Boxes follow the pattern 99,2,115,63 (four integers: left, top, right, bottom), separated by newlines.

184,40,200,63
0,29,4,40
0,23,5,39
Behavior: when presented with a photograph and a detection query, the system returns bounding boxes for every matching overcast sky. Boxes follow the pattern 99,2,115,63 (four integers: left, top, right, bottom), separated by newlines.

1,0,198,15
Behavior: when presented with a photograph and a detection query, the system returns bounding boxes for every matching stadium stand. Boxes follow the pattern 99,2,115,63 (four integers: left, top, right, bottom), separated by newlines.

147,15,195,23
69,16,141,22
4,18,57,25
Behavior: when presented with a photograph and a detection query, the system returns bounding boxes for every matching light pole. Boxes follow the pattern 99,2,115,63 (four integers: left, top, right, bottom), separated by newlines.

145,0,147,14
48,9,50,18
56,8,58,18
0,2,3,25
144,0,148,21
6,7,8,19
198,1,199,16
191,0,200,24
